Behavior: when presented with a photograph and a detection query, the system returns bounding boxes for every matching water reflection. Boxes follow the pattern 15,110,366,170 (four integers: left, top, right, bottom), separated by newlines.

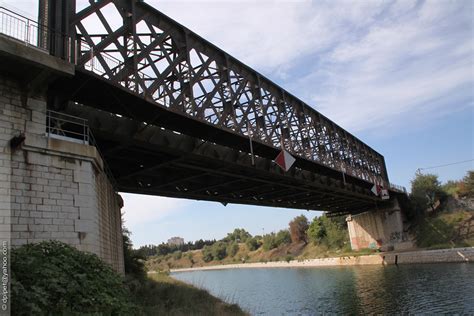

172,264,474,315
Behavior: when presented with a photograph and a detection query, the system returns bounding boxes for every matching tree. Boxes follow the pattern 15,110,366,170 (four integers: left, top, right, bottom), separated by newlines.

275,230,291,245
223,228,252,243
289,215,309,244
307,215,348,249
411,173,442,198
459,170,474,197
410,173,444,215
307,216,326,244
123,227,146,280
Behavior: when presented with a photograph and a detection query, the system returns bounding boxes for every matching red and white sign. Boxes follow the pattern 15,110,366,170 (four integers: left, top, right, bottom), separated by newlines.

274,150,296,172
371,184,390,200
371,184,381,196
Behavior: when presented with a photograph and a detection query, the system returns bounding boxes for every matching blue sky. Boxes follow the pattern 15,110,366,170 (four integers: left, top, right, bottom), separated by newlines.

5,0,473,247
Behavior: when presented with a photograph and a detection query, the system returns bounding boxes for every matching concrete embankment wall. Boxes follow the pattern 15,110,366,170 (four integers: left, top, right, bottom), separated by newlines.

382,247,474,264
170,247,474,273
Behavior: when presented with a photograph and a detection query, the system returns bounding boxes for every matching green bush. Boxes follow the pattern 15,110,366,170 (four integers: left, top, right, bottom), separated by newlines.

275,230,291,245
202,245,213,262
227,242,239,257
211,242,227,260
262,233,277,251
245,237,261,251
12,241,136,315
262,230,291,251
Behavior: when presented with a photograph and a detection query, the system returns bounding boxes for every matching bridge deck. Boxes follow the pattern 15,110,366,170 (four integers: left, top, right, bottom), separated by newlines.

65,103,387,215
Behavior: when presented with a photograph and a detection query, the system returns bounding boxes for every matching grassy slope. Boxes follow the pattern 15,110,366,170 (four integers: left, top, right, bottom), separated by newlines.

131,272,247,315
147,209,474,272
415,210,474,249
146,242,378,272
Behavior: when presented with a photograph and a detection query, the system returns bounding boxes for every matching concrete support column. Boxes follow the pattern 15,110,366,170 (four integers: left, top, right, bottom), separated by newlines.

346,199,413,251
0,74,124,273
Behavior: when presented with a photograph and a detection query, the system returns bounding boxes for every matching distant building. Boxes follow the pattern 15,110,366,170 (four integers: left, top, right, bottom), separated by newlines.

167,236,185,246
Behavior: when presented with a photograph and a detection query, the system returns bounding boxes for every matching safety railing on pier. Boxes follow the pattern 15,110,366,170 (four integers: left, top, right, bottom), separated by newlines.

46,110,90,145
0,6,72,62
46,110,117,188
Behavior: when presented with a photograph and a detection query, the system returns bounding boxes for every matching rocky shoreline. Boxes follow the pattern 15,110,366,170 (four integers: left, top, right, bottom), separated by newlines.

169,247,474,273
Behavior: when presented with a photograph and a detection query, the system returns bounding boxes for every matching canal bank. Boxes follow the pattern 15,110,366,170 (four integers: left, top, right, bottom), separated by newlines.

168,247,474,272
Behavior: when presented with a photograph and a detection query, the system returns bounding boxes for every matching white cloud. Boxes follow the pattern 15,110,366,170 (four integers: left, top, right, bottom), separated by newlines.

150,0,473,135
291,0,473,134
121,193,187,227
13,0,469,136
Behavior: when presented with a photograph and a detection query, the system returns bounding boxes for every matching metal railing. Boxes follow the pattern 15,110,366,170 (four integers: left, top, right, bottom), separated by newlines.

46,110,90,144
0,6,72,61
46,110,117,188
389,183,407,194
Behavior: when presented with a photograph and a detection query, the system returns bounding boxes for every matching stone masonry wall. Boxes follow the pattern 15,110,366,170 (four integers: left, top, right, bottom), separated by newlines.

97,173,124,273
0,74,124,273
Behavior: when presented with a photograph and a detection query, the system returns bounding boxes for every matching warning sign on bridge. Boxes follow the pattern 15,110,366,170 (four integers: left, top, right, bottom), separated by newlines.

275,150,296,172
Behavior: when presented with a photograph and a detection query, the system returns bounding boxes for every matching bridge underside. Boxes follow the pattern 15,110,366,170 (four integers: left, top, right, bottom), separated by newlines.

65,101,386,216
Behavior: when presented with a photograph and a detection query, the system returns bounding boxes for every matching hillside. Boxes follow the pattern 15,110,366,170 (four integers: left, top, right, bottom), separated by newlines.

146,242,351,272
143,171,474,272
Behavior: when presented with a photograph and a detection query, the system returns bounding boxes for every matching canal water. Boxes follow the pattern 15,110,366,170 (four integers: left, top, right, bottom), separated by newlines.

172,263,474,315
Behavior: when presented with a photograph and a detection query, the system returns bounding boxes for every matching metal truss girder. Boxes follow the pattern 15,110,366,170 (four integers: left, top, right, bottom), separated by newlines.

65,0,390,188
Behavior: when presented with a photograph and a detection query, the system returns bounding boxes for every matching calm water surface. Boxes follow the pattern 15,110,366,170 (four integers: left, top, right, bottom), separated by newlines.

172,263,474,315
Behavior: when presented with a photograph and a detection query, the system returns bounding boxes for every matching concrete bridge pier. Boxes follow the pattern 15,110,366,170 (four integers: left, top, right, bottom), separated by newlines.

0,71,124,273
346,199,413,251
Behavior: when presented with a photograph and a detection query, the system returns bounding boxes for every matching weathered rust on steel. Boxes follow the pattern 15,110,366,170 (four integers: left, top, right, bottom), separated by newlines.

60,0,389,187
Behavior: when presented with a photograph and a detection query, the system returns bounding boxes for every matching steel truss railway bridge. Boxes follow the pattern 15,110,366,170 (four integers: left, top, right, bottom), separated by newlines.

1,0,406,217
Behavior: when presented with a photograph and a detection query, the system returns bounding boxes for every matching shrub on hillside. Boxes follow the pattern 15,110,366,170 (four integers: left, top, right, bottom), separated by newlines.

202,245,214,262
442,180,462,197
289,215,309,244
262,230,291,251
245,237,262,251
12,241,135,315
173,250,183,260
275,230,291,245
227,242,239,257
211,242,228,260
